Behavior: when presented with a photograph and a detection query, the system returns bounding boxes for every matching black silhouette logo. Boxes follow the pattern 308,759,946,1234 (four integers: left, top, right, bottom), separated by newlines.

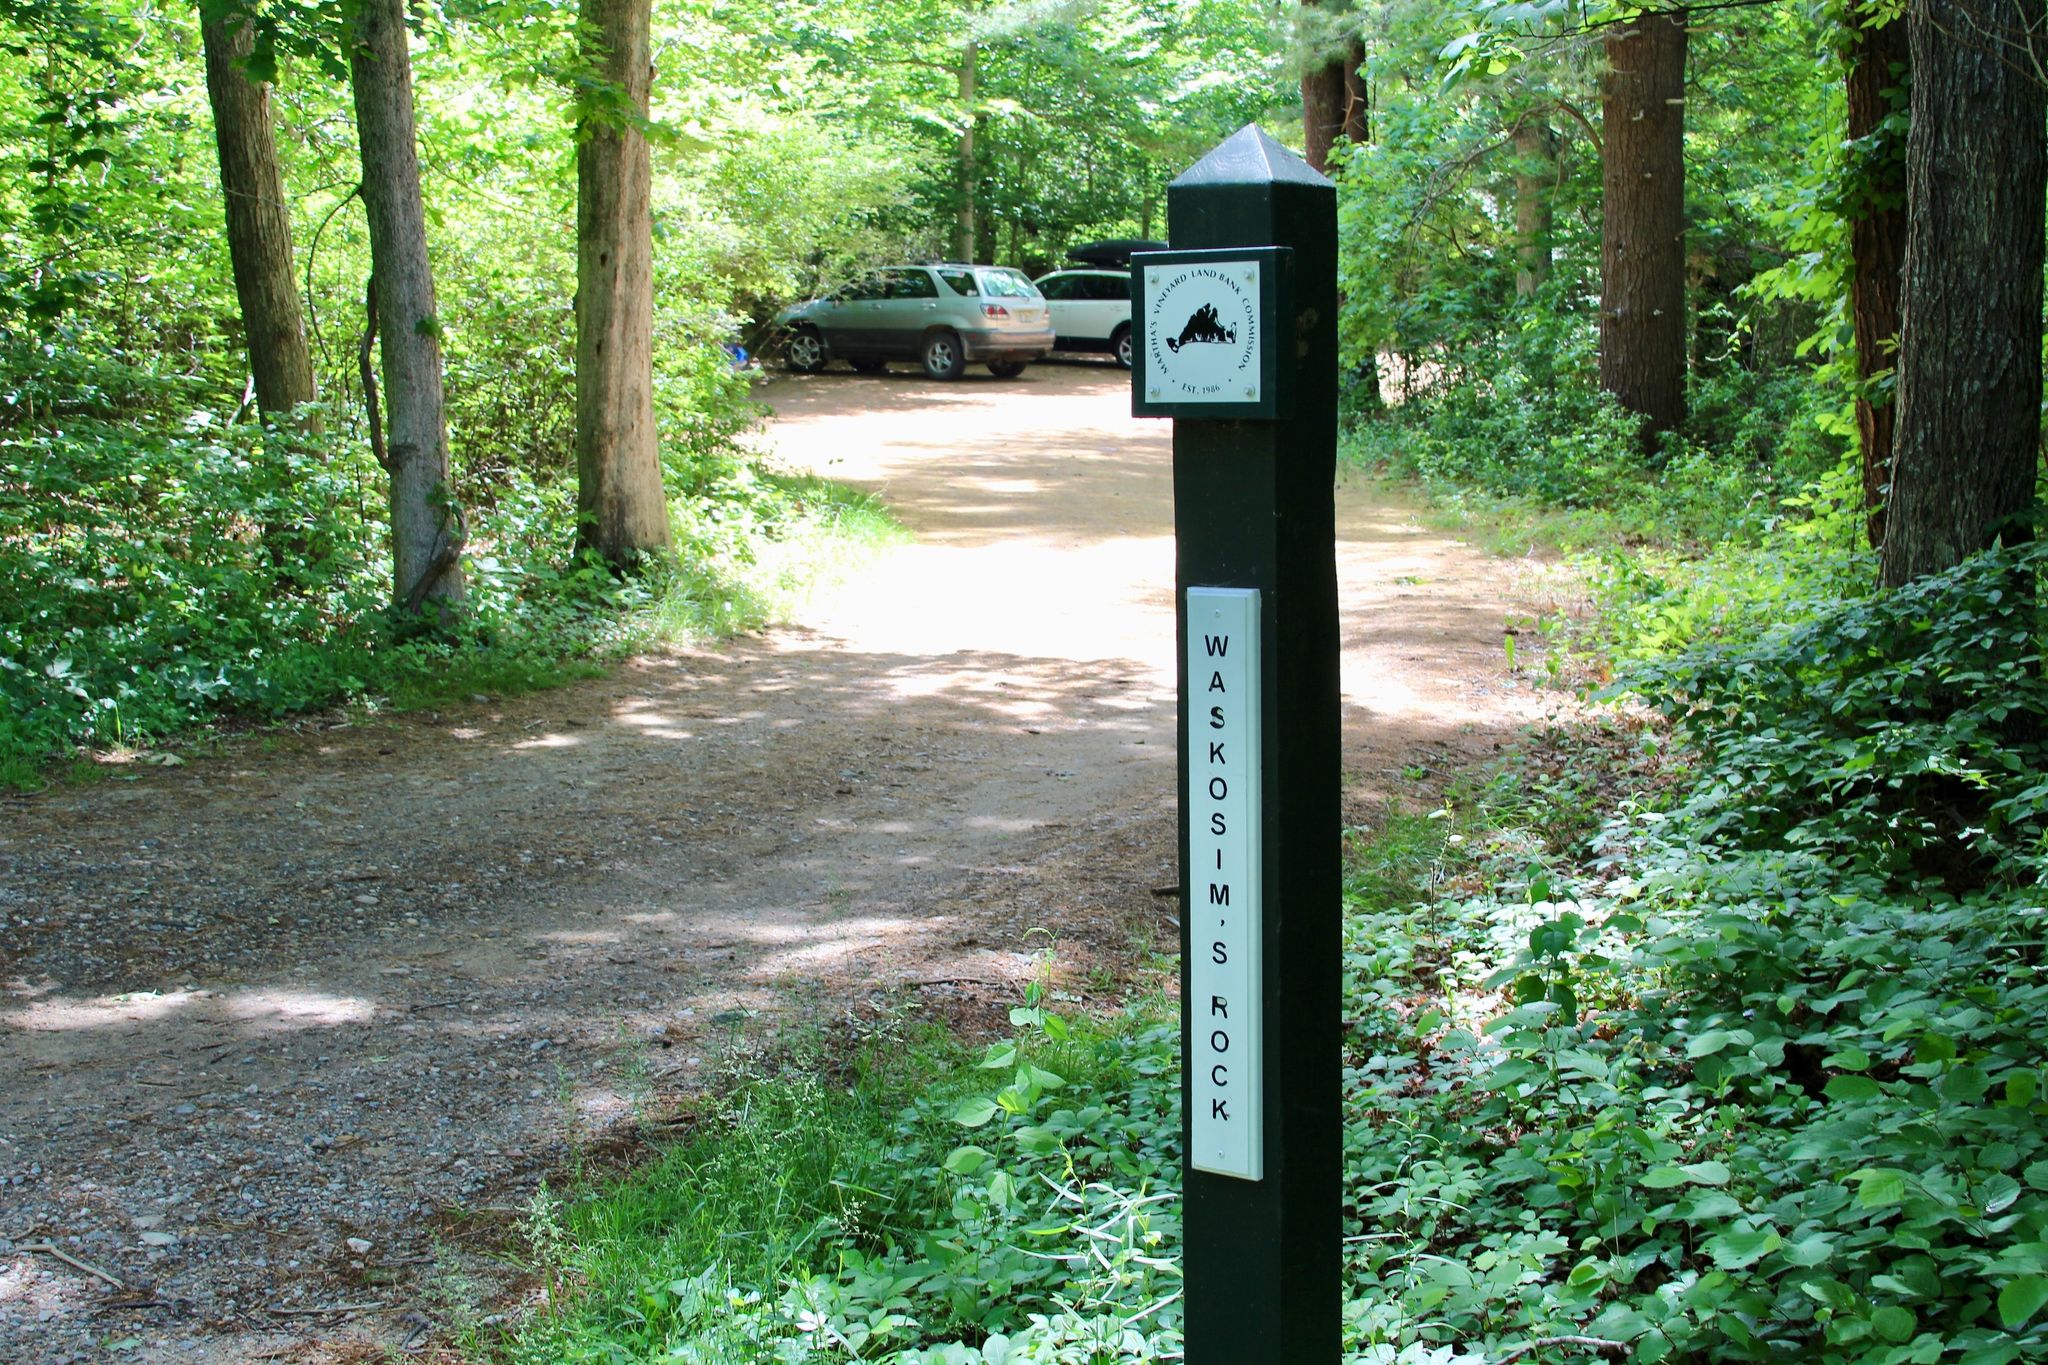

1165,303,1237,353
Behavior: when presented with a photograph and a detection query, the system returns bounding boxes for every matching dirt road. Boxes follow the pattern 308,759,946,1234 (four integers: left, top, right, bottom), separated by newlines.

0,364,1558,1362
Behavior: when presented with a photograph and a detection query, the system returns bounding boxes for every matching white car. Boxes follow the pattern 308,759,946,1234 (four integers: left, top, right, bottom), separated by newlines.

1033,269,1134,369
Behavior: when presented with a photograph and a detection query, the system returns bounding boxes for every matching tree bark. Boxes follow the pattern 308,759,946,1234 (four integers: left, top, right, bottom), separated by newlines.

955,42,976,261
1880,0,2044,587
576,0,673,566
1302,0,1351,175
1342,37,1370,145
349,0,464,618
1845,2,1909,549
1598,10,1688,447
1513,117,1558,300
200,8,316,425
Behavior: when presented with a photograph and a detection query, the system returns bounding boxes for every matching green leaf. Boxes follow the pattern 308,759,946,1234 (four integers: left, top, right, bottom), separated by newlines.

1982,1174,2023,1215
1825,1075,1882,1102
1706,1224,1779,1269
1871,1305,1916,1342
1644,1161,1728,1189
1847,1167,1908,1207
1024,1064,1065,1091
1801,1277,1856,1312
1958,1345,2019,1365
1998,1276,2048,1329
977,1042,1017,1070
943,1145,991,1175
950,1096,999,1128
1687,1029,1735,1059
1781,1234,1835,1267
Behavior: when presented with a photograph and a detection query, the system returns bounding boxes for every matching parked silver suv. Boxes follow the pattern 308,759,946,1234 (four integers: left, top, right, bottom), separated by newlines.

775,264,1054,380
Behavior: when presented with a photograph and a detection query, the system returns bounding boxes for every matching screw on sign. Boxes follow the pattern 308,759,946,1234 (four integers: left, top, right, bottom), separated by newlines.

1133,124,1340,1361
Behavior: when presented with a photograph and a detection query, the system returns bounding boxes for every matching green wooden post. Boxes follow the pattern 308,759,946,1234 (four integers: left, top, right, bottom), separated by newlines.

1135,125,1340,1360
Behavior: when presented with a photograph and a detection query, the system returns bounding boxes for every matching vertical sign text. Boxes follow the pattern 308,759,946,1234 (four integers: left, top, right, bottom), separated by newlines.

1187,586,1263,1181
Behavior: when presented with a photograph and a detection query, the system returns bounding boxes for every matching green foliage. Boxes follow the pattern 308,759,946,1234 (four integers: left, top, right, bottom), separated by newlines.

1620,540,2048,886
1330,538,2048,1365
486,990,1185,1363
1347,339,1841,553
0,340,895,779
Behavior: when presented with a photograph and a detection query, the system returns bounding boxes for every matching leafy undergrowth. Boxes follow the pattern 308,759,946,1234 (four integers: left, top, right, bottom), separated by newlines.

0,351,897,787
475,993,1184,1364
1343,344,1838,559
469,544,2048,1364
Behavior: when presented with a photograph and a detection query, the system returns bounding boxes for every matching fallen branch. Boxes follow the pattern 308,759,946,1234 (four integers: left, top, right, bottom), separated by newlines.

1495,1336,1630,1365
265,1299,386,1318
19,1242,127,1289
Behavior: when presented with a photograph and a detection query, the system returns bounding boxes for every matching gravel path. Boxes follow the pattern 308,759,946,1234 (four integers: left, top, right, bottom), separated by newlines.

0,364,1565,1362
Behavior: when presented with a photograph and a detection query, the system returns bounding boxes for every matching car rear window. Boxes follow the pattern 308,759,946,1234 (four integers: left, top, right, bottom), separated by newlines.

938,270,978,296
975,269,1039,299
884,270,938,299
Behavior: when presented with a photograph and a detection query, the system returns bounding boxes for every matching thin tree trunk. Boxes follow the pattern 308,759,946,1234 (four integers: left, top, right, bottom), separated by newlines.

955,42,976,261
1599,10,1688,447
200,9,316,426
576,0,673,566
1513,118,1558,300
1845,1,1909,550
1340,34,1383,409
1342,37,1369,145
349,0,463,619
1880,0,2044,588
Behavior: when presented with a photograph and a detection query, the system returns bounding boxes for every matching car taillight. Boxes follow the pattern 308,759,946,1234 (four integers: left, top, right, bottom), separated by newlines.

982,303,1009,319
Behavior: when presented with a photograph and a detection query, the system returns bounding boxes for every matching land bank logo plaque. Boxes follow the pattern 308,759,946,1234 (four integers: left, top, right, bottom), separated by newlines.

1145,264,1260,405
1131,246,1289,421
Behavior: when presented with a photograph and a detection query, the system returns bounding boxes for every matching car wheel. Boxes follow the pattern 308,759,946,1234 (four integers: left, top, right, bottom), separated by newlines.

987,360,1027,379
850,358,887,374
921,330,966,380
1112,325,1133,370
784,326,828,373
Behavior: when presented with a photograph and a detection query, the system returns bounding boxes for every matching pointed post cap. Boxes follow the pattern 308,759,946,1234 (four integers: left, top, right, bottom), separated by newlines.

1171,124,1333,191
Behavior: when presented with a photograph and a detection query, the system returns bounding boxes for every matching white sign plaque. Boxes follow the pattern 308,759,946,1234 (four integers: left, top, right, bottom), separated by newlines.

1143,260,1263,407
1187,586,1262,1181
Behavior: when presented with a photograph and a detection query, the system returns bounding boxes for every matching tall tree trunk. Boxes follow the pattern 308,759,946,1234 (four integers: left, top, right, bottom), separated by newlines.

955,42,976,261
1299,0,1351,173
349,0,463,618
1845,1,1909,550
200,8,315,425
1880,0,2044,588
1513,117,1558,300
1599,9,1688,447
576,0,673,567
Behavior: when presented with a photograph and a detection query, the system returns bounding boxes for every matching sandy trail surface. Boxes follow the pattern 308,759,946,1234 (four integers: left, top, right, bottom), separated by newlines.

0,364,1557,1362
